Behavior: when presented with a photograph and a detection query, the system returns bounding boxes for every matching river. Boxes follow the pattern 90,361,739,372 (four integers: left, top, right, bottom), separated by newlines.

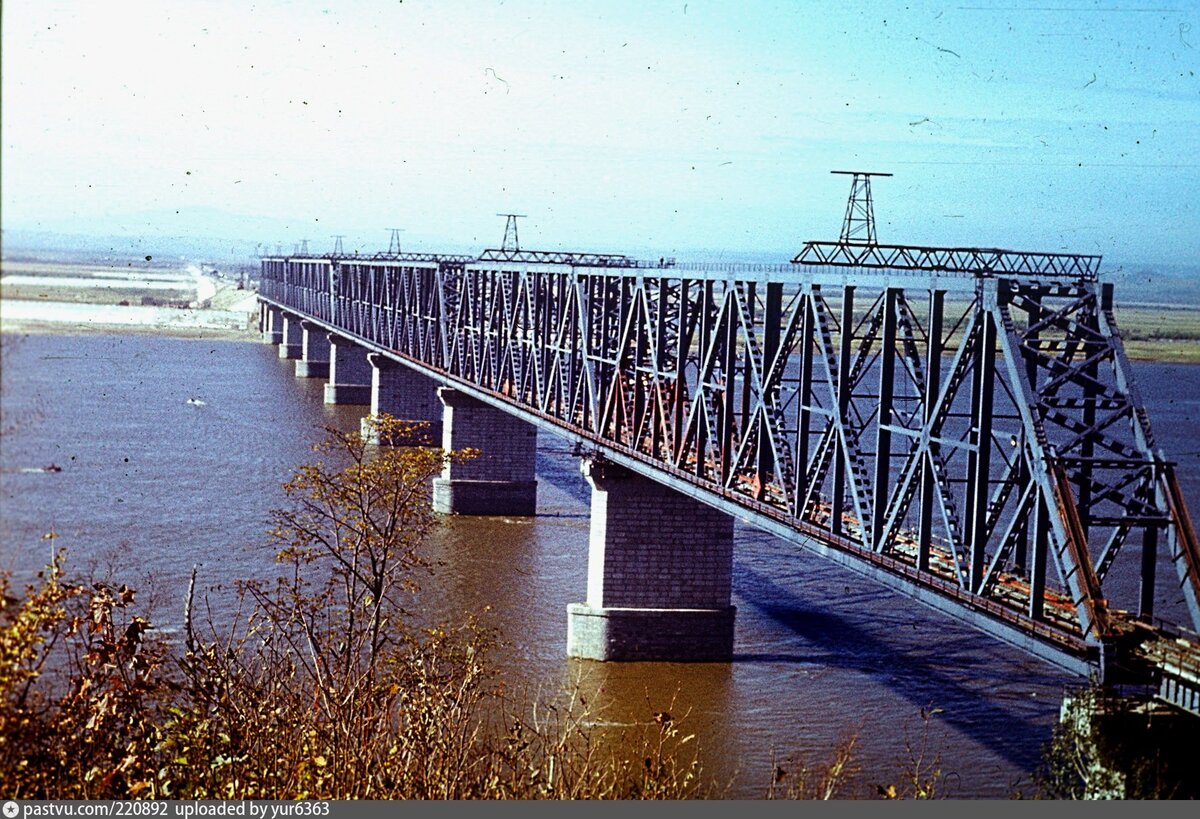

2,331,1198,798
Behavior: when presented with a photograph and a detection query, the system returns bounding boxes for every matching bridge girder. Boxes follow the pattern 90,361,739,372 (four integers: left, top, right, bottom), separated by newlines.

259,249,1200,684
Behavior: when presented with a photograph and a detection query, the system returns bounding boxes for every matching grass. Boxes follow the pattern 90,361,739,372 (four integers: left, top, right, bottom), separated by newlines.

1110,305,1200,363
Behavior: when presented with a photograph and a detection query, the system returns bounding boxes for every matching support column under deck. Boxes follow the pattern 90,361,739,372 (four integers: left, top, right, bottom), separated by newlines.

295,320,330,378
361,353,442,446
567,459,736,661
278,313,302,359
324,334,371,405
262,304,283,345
432,387,538,515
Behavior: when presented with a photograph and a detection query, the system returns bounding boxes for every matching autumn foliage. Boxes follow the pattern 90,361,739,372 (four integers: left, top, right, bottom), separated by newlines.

0,416,728,799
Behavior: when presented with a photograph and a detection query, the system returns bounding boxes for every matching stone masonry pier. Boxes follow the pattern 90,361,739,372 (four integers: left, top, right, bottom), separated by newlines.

261,304,283,345
294,320,330,378
361,353,443,446
433,387,537,516
324,333,371,405
278,313,302,359
567,458,736,661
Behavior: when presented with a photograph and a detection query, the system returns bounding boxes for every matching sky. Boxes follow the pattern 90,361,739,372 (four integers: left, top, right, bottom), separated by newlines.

2,0,1199,266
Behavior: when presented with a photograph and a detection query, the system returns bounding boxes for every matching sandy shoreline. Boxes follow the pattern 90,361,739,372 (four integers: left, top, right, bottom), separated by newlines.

1,293,261,343
0,262,262,341
0,317,259,342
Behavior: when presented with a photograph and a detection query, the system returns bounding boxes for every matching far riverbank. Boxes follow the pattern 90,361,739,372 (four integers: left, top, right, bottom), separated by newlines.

3,258,1199,362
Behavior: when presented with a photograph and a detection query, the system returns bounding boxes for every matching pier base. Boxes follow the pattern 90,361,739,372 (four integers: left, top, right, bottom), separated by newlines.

295,320,330,378
432,387,537,516
361,353,442,446
278,313,302,359
567,458,735,661
324,334,371,405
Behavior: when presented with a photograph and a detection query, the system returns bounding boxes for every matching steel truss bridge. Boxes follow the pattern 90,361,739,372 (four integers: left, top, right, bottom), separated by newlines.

259,204,1200,716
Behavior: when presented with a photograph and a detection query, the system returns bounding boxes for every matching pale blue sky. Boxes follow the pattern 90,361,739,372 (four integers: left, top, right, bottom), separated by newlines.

3,0,1198,265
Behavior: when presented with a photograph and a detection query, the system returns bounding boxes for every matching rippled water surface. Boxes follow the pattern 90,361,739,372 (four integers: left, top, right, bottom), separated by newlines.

2,332,1198,798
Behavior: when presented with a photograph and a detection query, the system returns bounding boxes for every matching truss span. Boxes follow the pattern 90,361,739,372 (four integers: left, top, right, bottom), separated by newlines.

260,247,1200,691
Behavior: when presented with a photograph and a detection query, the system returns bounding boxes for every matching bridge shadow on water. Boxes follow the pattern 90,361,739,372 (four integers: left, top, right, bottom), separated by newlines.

535,444,593,505
530,438,1058,771
733,565,1062,772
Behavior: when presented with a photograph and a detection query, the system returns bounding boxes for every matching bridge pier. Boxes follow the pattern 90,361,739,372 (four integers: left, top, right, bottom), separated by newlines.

567,458,736,662
278,313,302,359
361,353,442,446
295,320,330,378
261,304,283,344
432,387,537,516
324,334,371,405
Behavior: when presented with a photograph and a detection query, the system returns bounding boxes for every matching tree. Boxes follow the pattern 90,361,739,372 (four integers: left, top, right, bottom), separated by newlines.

171,415,499,798
1,415,767,800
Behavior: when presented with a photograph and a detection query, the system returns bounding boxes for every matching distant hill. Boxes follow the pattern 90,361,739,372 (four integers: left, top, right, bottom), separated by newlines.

4,219,1196,307
1101,264,1200,308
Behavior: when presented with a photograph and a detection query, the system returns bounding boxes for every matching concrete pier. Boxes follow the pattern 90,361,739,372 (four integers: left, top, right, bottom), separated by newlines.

263,305,283,345
294,320,330,378
432,387,537,516
324,334,371,405
278,313,302,359
567,458,736,661
361,353,442,446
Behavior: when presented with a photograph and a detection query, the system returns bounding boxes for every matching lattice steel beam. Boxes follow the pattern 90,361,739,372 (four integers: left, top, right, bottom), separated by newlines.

259,249,1200,682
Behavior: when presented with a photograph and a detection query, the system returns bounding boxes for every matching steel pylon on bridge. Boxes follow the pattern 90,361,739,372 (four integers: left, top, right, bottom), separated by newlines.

498,213,526,251
833,170,891,245
256,183,1200,701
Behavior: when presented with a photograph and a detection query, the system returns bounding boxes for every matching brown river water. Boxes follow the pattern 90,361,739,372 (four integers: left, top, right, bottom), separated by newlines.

2,331,1198,798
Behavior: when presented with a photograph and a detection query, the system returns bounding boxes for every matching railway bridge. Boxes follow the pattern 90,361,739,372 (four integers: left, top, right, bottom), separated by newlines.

256,177,1200,717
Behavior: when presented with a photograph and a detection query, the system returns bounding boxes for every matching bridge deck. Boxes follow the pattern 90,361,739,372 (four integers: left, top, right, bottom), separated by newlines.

258,245,1200,698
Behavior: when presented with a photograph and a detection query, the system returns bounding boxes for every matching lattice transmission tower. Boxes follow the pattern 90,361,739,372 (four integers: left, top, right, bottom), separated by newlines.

832,170,892,245
498,213,526,251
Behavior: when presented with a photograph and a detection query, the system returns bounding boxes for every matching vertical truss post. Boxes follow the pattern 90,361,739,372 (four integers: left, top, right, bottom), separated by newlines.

329,262,340,325
672,280,690,465
741,282,757,455
759,283,784,492
653,277,670,460
832,286,855,538
1141,524,1159,621
599,277,615,400
655,277,670,373
1014,456,1031,574
873,288,899,549
1079,301,1100,532
1015,293,1042,575
696,280,716,478
567,276,581,426
795,289,816,517
967,292,998,592
632,286,648,448
918,289,944,571
1030,494,1050,620
720,292,739,482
